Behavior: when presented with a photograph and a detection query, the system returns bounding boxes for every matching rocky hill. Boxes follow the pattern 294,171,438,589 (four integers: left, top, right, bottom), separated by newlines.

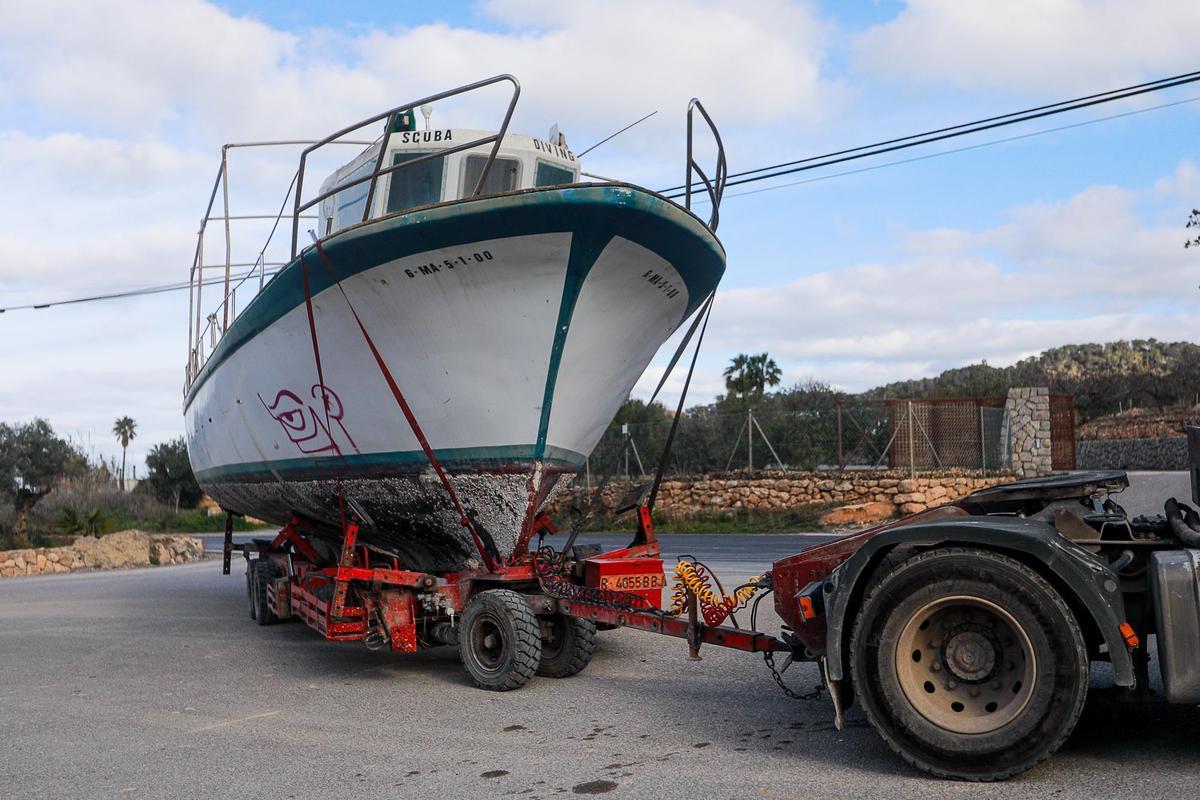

1077,405,1200,440
864,339,1200,421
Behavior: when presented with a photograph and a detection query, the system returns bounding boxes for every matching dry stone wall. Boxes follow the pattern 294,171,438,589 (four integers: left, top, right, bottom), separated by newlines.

0,530,204,578
1077,436,1189,471
1005,387,1052,477
559,469,1016,520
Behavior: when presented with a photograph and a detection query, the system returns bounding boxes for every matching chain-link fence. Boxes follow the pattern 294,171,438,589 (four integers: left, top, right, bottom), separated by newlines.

580,399,1012,482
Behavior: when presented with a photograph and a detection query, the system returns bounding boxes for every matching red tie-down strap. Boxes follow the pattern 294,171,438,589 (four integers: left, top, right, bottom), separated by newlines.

299,256,350,535
308,239,496,572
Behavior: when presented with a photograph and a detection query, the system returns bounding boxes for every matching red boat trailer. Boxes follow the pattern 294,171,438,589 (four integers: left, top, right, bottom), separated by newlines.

223,496,794,691
227,465,1191,781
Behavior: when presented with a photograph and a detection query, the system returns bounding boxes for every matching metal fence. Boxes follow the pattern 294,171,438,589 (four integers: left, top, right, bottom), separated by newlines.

581,399,1013,482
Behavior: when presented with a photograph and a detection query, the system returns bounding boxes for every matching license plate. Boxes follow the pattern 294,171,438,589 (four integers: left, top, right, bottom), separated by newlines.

599,573,666,591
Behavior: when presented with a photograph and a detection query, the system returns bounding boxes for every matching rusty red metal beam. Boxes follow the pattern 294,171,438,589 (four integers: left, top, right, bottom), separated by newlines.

559,599,786,653
270,516,323,564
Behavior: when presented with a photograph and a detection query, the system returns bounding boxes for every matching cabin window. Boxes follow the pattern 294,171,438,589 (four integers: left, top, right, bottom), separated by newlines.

385,151,445,213
535,160,575,187
461,155,520,196
334,157,376,226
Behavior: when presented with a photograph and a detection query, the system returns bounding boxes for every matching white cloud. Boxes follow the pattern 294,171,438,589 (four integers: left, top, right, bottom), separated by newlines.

0,132,208,190
0,0,836,149
1152,159,1200,202
855,0,1200,93
0,224,193,294
0,0,302,130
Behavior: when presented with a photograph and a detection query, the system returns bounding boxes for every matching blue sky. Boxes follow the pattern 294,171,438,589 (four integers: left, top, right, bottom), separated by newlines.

0,0,1197,471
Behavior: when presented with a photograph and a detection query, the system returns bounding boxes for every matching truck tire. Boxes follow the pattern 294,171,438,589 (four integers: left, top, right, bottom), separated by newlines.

536,614,597,678
849,547,1088,781
252,558,281,626
459,589,542,691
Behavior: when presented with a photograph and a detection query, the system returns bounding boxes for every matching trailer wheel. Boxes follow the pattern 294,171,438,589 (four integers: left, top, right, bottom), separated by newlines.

252,559,281,626
536,614,597,678
849,547,1088,781
459,589,542,691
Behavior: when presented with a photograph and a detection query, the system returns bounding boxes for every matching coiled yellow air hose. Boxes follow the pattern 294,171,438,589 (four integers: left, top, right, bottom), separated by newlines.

667,560,767,621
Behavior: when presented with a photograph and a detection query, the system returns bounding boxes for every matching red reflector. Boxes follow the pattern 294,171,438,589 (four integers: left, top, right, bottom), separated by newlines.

798,596,816,621
1119,622,1140,649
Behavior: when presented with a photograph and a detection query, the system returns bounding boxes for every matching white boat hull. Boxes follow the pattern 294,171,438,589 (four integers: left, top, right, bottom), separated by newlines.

185,185,724,568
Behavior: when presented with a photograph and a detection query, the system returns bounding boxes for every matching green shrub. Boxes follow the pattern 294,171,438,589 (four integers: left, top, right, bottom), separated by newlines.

57,507,109,537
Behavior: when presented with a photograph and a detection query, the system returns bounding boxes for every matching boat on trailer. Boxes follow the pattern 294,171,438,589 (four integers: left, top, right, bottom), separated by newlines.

184,75,726,571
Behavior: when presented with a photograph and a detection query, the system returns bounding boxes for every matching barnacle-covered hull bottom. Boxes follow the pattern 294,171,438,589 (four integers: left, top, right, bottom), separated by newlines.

205,463,577,571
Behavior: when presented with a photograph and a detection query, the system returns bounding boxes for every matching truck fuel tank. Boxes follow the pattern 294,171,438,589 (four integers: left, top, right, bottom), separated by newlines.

1150,548,1200,703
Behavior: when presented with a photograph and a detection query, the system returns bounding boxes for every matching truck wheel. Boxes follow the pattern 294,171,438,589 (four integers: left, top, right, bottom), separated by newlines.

252,559,281,626
536,614,597,678
849,547,1088,781
459,589,542,691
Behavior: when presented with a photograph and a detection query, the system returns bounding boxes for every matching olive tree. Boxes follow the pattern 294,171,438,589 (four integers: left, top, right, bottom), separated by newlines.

0,419,78,548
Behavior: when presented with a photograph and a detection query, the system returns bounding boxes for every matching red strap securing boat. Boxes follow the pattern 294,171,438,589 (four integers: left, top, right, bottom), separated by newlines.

298,258,352,537
308,239,496,572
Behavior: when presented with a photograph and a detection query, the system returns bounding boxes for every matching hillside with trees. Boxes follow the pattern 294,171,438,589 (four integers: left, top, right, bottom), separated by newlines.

588,340,1200,477
863,340,1200,421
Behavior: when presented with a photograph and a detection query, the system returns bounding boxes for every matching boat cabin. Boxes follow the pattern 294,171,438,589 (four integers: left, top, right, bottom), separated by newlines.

318,116,580,237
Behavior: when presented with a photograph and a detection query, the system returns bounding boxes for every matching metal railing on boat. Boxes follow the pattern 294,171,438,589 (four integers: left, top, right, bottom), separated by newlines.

289,74,522,260
684,98,727,232
183,74,728,393
185,138,375,391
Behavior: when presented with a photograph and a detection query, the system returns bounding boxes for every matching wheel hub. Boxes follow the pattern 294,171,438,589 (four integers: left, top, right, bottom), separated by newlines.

893,595,1036,735
471,616,507,672
943,628,997,682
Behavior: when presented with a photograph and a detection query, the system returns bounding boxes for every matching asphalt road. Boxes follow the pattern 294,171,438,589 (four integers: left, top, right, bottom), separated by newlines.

1110,470,1193,518
4,526,1200,799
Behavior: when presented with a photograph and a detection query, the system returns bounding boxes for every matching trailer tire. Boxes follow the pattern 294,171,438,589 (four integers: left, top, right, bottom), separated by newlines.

252,558,281,626
849,547,1088,781
536,614,597,678
459,589,542,691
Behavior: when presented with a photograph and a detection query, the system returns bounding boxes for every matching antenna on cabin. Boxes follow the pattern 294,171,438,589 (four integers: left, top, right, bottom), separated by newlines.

420,104,433,131
576,110,658,158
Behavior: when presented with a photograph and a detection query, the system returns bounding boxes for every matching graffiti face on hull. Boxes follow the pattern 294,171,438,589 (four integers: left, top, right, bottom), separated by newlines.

259,385,359,455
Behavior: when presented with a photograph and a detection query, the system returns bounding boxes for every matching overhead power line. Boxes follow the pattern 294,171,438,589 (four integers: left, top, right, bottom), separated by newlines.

715,93,1200,201
0,269,280,314
4,67,1198,315
661,67,1200,198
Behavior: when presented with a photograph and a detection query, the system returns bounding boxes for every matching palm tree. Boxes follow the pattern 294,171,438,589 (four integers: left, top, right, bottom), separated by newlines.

723,353,751,402
723,352,782,409
112,416,137,491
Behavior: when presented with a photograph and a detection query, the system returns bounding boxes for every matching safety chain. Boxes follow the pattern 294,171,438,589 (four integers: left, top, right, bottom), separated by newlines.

763,650,824,702
532,547,663,615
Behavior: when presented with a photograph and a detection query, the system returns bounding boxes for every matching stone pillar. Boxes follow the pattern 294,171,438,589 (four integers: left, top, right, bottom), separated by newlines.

1005,387,1053,477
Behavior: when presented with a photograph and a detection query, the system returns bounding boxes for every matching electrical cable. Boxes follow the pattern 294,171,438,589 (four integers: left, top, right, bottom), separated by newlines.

709,93,1200,202
660,67,1200,198
0,268,282,313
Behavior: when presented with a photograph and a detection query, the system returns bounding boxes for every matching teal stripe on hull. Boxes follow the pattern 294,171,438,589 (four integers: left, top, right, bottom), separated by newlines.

194,443,587,485
534,226,614,458
184,183,725,409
